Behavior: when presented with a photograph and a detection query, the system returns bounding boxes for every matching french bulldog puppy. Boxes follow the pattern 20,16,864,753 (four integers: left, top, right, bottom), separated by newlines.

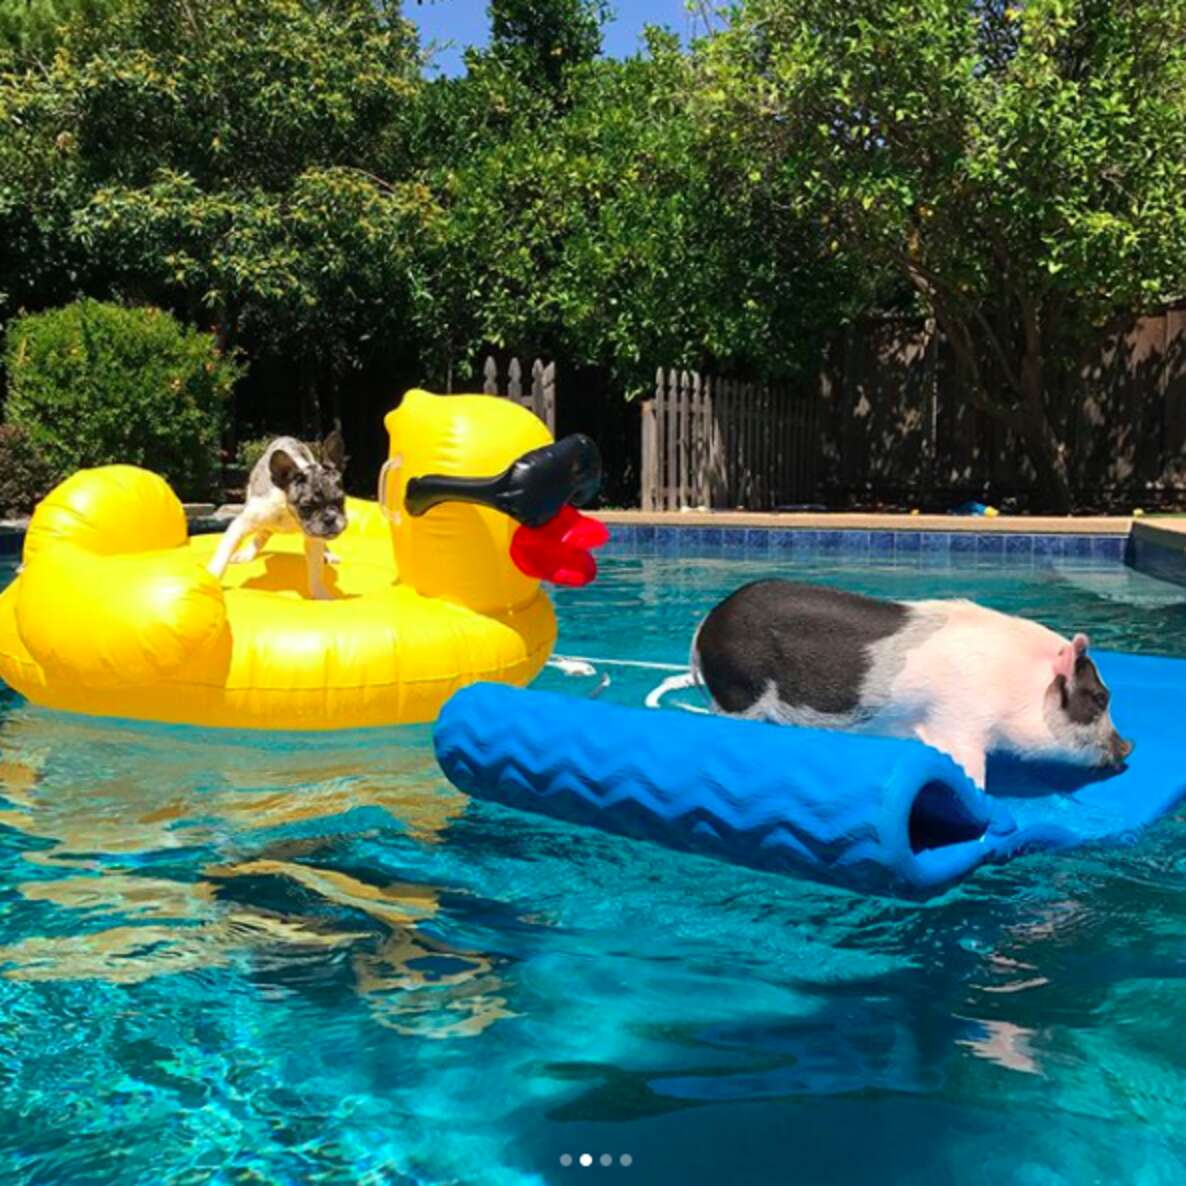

207,426,347,600
692,579,1133,789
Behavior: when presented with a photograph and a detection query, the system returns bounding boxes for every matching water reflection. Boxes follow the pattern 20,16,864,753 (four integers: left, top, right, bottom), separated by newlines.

0,705,504,1041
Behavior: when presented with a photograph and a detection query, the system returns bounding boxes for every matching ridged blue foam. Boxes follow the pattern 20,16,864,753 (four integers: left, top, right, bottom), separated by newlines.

433,650,1186,897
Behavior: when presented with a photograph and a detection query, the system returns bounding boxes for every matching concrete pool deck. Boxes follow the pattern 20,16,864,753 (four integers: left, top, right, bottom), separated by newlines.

595,509,1134,534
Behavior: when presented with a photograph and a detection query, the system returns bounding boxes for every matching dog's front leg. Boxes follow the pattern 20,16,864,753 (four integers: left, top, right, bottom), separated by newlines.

305,537,332,600
207,516,252,580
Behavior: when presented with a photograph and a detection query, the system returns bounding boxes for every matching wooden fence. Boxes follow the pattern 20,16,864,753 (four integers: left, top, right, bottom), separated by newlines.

481,355,557,435
641,368,823,511
640,307,1186,512
821,308,1186,507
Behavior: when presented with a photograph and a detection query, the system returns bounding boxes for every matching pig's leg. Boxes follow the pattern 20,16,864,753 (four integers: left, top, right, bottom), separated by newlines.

916,723,988,790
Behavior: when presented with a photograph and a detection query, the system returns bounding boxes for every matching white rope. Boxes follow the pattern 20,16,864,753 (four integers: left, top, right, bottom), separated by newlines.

545,656,612,698
550,653,709,712
547,657,597,677
553,654,687,672
643,671,710,713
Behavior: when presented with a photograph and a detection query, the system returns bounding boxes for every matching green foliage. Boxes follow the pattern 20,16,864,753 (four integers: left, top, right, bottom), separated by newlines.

234,434,273,473
0,0,120,64
487,0,609,91
702,0,1186,507
0,423,57,517
0,0,426,377
4,299,241,498
4,0,1180,513
410,29,860,394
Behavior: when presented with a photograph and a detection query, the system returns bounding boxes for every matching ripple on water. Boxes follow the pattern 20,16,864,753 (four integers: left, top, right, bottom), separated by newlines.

2,553,1186,1184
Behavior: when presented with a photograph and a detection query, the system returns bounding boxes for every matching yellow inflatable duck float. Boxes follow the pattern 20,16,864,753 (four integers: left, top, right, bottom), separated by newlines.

0,390,606,730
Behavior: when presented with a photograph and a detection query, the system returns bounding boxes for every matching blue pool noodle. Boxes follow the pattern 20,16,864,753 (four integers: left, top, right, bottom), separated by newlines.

433,651,1186,897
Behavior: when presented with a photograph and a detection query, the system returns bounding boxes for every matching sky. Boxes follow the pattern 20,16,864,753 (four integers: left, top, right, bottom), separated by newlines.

406,1,704,76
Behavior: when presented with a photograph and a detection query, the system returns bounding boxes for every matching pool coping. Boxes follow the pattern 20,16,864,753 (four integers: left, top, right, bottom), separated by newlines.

594,509,1132,534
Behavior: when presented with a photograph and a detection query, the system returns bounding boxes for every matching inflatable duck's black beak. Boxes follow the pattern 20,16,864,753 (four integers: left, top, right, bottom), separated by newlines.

404,434,602,528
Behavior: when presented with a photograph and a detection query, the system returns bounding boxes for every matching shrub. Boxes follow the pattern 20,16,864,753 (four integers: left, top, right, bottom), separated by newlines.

0,424,58,517
4,300,242,499
234,435,274,474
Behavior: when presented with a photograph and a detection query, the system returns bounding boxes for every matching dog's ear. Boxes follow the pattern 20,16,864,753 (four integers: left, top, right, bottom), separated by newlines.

269,447,300,490
321,421,346,472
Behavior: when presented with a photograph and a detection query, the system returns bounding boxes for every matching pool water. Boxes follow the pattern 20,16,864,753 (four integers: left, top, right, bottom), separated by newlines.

4,549,1186,1185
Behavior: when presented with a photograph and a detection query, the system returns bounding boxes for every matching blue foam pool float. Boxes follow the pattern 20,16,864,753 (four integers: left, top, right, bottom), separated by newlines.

433,651,1186,897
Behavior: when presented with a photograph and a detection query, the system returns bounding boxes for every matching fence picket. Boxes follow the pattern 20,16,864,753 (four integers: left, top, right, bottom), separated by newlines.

641,395,657,512
542,361,556,434
759,384,770,509
665,367,678,511
741,381,750,506
478,355,556,433
716,379,725,505
681,370,694,508
656,367,666,509
703,374,719,507
725,379,738,507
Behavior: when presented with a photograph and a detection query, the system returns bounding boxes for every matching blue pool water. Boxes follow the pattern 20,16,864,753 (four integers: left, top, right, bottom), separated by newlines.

4,546,1186,1184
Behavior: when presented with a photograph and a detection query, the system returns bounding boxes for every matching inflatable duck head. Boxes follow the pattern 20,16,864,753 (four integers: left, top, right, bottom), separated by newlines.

382,390,606,615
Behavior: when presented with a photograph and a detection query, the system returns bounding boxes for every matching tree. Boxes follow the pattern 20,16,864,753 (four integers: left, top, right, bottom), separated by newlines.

409,29,859,394
704,0,1186,510
1,0,427,429
487,0,609,92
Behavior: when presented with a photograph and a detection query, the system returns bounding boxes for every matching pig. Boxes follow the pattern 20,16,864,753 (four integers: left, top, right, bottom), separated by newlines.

690,580,1133,789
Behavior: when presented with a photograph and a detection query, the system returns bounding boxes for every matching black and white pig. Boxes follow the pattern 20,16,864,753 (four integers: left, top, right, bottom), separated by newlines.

690,579,1133,789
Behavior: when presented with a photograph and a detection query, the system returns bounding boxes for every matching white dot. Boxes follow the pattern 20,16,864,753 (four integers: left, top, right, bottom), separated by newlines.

579,1154,593,1167
560,1154,573,1167
620,1154,633,1167
600,1154,613,1166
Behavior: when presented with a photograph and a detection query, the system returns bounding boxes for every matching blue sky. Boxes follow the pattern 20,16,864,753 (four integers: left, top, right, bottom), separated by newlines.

406,1,703,76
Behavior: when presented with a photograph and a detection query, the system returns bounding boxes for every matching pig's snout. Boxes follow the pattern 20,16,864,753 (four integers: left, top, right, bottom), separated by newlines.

1106,732,1134,766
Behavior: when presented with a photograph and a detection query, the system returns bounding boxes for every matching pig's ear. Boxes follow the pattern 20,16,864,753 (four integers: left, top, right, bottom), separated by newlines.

1052,643,1076,684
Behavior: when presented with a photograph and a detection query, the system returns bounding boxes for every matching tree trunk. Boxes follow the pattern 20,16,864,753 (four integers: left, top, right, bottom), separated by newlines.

1018,406,1073,514
1017,332,1073,514
903,270,1076,513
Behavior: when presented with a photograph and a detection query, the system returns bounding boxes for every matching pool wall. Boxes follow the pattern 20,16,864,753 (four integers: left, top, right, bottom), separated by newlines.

1129,521,1186,586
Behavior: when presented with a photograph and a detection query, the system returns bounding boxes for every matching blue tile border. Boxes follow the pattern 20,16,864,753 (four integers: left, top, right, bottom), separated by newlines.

600,523,1136,570
0,518,1148,576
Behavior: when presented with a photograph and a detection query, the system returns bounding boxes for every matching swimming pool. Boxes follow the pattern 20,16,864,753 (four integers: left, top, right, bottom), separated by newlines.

3,544,1186,1185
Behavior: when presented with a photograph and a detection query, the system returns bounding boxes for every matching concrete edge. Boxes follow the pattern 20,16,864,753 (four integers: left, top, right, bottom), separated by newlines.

593,510,1133,535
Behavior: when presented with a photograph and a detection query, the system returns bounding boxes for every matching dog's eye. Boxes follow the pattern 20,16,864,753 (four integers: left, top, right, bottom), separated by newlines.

1093,690,1109,710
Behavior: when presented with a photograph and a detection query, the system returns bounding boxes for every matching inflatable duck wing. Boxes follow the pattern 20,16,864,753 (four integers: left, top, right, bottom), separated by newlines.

0,390,606,729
